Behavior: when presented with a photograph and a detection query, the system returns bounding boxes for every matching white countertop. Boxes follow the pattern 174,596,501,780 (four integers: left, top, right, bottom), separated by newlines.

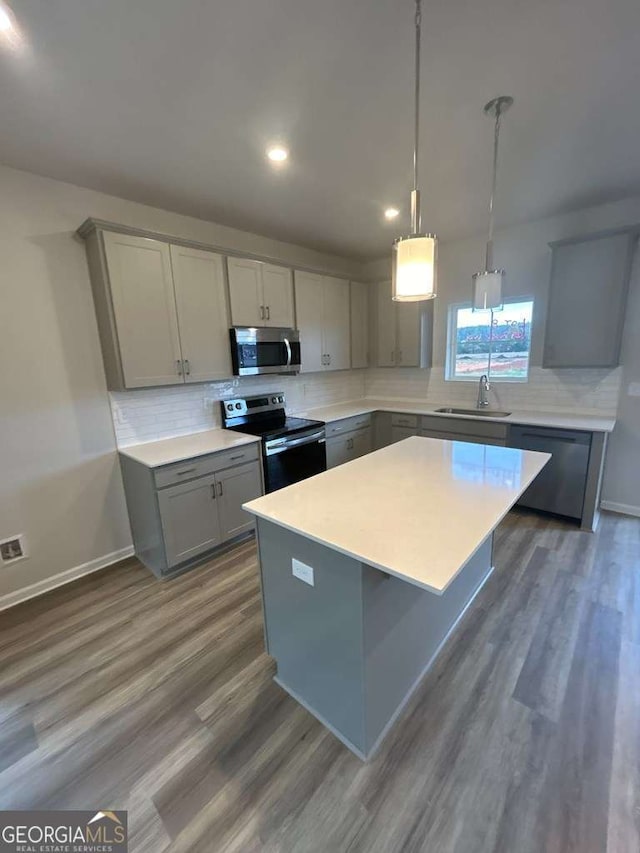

244,436,550,595
293,398,616,433
118,428,260,468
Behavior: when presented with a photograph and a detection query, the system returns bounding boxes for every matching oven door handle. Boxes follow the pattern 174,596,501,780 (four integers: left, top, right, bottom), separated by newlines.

283,337,292,368
265,430,325,455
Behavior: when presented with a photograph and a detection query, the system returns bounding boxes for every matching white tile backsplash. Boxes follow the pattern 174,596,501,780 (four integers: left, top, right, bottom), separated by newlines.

111,365,621,448
110,371,367,446
365,366,623,415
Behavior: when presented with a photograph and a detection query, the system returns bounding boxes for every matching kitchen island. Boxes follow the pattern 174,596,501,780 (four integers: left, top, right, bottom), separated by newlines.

244,436,550,760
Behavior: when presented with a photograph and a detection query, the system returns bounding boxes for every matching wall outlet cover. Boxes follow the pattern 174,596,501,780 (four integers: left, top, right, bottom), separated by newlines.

292,558,314,587
0,534,28,565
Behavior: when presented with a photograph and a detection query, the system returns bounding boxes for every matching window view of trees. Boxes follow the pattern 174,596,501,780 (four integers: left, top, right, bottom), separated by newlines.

449,300,533,380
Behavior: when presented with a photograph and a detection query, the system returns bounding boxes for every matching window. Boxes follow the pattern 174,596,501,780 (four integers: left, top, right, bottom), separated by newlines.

446,299,534,381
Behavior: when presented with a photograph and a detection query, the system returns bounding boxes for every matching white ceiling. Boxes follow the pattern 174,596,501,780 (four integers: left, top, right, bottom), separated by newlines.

1,0,640,259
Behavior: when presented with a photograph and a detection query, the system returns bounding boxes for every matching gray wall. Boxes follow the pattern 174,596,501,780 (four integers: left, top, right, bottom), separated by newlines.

602,245,640,513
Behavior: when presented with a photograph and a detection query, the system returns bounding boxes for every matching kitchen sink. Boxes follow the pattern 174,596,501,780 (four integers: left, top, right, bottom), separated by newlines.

435,407,512,418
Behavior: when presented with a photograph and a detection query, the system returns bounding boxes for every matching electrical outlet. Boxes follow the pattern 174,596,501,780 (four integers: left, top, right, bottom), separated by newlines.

0,534,27,565
292,558,314,587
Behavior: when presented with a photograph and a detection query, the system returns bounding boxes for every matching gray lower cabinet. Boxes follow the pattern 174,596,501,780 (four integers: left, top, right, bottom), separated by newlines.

326,426,373,469
420,415,508,446
215,462,264,540
158,474,222,567
120,446,263,578
391,425,418,443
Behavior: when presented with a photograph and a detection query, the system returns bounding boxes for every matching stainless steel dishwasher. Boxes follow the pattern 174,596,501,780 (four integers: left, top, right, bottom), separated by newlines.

509,425,592,520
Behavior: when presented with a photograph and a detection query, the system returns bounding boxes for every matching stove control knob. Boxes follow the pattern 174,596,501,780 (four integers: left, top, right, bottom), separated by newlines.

226,403,233,411
235,402,242,410
278,395,284,403
271,396,277,404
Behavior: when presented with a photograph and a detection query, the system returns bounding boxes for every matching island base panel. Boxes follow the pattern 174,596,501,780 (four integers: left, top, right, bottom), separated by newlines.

256,519,494,760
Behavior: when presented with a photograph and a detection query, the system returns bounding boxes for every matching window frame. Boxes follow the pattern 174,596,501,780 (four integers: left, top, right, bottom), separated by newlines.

445,298,534,383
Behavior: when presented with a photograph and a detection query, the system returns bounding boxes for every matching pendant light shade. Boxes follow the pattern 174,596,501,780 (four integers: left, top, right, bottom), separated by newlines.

472,95,513,312
391,0,438,302
472,270,504,311
392,234,437,301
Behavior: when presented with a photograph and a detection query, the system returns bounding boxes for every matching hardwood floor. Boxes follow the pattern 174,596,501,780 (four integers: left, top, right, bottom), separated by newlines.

1,510,639,852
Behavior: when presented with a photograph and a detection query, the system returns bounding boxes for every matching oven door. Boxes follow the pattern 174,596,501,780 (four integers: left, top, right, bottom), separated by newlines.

230,327,301,376
264,431,327,493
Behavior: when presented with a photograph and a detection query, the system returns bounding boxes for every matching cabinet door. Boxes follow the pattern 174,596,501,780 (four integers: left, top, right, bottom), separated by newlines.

103,231,183,387
543,233,633,368
377,280,397,367
215,462,263,541
227,257,263,326
322,276,351,370
157,474,221,568
351,427,373,459
350,281,369,369
396,301,421,366
262,264,294,327
325,435,352,469
295,271,325,372
170,246,232,382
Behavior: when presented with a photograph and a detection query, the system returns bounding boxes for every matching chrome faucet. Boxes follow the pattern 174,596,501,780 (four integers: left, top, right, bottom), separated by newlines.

477,374,491,408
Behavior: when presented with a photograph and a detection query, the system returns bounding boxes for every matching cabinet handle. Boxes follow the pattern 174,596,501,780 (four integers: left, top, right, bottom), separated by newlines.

184,359,191,376
176,359,183,376
391,350,395,364
398,350,403,363
175,467,196,476
217,481,223,497
260,305,265,320
327,354,331,365
229,454,244,461
266,306,270,320
210,484,216,499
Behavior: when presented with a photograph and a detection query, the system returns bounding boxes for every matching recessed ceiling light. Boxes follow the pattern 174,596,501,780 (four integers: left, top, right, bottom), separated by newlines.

0,1,24,50
267,146,289,163
384,207,400,220
0,4,13,31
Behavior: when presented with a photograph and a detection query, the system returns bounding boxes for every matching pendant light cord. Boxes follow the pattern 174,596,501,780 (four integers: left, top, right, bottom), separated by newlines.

485,106,502,271
411,0,422,235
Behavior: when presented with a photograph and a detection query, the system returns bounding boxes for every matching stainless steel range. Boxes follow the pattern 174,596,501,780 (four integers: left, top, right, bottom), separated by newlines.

221,392,326,493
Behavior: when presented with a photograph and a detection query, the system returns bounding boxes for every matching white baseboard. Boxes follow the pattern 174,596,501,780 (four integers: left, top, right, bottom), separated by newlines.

601,501,640,519
0,545,135,612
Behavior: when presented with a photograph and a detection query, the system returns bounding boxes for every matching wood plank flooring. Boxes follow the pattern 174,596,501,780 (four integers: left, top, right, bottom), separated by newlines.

1,510,639,852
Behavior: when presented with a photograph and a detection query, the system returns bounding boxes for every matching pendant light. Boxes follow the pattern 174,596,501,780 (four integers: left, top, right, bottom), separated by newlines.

472,95,513,312
392,0,437,302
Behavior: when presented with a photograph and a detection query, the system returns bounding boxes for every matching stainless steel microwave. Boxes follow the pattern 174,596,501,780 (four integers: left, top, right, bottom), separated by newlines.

229,327,301,376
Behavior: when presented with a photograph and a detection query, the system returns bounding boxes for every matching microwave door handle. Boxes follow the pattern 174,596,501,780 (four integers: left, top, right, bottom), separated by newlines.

283,337,292,367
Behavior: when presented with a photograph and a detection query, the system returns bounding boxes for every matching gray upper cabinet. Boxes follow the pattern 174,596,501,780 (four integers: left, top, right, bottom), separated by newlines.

81,224,231,390
295,271,351,372
350,281,370,368
227,257,294,327
376,280,432,368
170,245,232,383
543,230,636,368
101,232,184,388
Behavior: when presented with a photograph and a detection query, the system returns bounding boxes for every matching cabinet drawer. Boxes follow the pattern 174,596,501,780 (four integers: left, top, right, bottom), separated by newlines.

325,413,372,436
154,443,259,489
421,415,508,441
391,412,419,429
